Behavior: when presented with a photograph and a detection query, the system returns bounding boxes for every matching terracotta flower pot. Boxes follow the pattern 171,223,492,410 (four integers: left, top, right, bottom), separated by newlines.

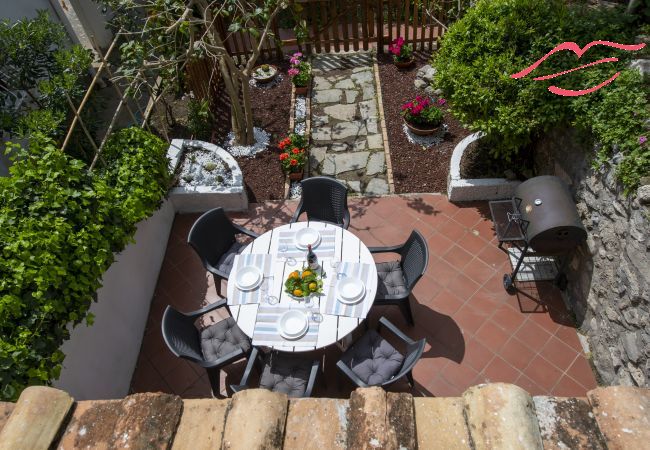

288,170,304,181
252,64,278,84
394,58,415,69
294,84,309,95
404,118,441,136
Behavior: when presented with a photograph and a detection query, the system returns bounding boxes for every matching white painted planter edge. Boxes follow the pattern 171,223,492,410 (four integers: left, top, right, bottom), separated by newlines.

447,131,521,202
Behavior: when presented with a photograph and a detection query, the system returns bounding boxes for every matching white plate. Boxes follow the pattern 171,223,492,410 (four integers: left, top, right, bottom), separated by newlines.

278,310,309,340
294,227,321,249
235,266,263,291
337,277,365,305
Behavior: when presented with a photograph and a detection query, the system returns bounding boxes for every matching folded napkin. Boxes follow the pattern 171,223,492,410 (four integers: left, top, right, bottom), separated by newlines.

323,261,374,318
253,304,320,348
227,253,273,306
276,228,338,259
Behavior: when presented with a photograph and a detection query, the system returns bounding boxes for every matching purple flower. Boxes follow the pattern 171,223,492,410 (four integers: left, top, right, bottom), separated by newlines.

289,57,299,65
640,136,647,145
437,98,446,106
293,52,303,58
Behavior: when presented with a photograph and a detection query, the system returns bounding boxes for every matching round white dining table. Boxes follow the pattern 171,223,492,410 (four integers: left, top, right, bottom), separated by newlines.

227,221,378,352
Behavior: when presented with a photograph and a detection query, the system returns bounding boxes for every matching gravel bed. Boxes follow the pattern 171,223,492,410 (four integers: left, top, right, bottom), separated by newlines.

176,145,234,187
225,127,271,158
377,54,472,194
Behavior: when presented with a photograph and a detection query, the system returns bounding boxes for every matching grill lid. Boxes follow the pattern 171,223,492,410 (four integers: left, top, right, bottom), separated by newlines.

514,176,586,255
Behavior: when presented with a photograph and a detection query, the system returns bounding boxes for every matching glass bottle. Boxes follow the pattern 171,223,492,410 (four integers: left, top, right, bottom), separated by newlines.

306,244,319,270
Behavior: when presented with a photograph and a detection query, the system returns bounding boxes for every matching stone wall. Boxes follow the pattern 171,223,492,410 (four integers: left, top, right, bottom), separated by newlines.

2,384,650,449
534,128,650,387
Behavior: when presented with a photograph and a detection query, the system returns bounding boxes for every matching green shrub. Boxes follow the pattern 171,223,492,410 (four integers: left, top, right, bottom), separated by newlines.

434,0,648,190
0,127,169,400
187,98,212,141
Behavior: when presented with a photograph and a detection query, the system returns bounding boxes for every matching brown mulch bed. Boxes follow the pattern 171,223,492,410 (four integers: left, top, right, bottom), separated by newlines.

460,140,536,180
211,59,291,202
377,53,472,194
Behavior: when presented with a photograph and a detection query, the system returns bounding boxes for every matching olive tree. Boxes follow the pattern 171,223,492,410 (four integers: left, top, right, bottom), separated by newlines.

103,0,293,145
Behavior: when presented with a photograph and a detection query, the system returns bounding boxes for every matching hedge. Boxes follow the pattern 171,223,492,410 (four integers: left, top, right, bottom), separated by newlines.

0,127,169,400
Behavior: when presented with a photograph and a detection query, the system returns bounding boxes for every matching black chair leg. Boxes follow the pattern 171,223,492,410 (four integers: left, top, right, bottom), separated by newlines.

213,274,224,298
206,367,221,397
406,370,415,387
399,299,415,326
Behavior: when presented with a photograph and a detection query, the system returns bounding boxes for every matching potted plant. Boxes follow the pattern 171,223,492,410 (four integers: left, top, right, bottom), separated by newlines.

278,133,308,180
401,96,444,135
252,63,278,83
288,52,311,95
389,37,414,68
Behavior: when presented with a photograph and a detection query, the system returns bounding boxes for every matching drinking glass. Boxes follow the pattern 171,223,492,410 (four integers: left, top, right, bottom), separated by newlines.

311,312,323,323
265,295,279,305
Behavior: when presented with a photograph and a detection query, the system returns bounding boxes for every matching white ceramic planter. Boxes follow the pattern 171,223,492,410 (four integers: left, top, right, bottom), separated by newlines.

167,139,248,212
447,132,521,202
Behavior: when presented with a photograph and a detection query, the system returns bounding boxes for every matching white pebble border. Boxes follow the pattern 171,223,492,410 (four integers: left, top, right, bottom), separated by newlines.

225,127,271,158
402,123,449,148
248,73,284,90
288,181,302,199
177,142,233,187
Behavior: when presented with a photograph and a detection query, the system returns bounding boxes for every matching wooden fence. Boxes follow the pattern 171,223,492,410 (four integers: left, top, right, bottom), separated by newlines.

221,0,449,60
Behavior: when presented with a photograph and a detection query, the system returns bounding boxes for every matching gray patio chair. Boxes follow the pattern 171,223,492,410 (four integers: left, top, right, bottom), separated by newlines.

188,207,259,297
290,176,350,229
369,230,429,326
162,299,251,396
336,316,426,388
230,347,320,398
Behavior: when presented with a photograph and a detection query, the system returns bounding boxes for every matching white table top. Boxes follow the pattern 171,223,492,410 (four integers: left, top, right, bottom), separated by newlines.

227,221,378,352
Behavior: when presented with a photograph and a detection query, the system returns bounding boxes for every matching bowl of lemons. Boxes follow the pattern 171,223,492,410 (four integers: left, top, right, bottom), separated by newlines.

284,269,324,300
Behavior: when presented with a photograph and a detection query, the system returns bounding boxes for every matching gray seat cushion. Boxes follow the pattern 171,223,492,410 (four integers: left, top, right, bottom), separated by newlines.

259,353,312,398
376,261,409,297
339,329,404,385
200,317,251,361
216,241,246,274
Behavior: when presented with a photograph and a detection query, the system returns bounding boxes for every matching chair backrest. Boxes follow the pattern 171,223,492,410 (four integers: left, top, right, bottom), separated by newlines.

298,177,349,227
161,306,204,362
387,338,426,386
400,230,429,290
188,208,237,268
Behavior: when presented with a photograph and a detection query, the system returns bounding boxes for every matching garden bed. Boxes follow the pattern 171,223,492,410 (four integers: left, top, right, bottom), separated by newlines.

376,54,472,194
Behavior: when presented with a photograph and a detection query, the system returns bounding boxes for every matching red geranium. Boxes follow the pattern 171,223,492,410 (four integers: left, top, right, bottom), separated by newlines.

279,153,289,160
292,148,300,154
290,159,298,166
278,133,308,173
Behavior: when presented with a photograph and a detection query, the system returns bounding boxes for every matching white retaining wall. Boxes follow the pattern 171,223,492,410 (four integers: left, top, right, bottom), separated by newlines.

54,200,175,400
447,132,521,201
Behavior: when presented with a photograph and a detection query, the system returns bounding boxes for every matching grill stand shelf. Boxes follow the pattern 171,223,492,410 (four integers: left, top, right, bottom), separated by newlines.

489,200,568,294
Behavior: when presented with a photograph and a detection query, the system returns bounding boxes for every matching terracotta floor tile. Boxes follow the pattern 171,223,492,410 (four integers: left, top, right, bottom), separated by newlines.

164,361,202,395
452,207,482,229
430,289,466,316
453,305,491,337
426,257,459,288
440,362,480,391
443,245,474,271
477,244,509,268
473,218,496,242
475,320,511,352
426,233,455,256
539,335,580,372
566,356,598,390
462,337,496,373
500,336,538,372
436,219,468,243
515,373,547,397
426,375,461,397
462,258,497,287
515,318,552,353
491,304,527,334
553,374,589,397
448,273,481,302
524,355,564,393
481,355,520,384
411,274,444,304
457,231,490,256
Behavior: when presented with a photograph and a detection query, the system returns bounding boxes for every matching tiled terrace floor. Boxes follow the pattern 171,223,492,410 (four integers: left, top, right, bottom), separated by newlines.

131,194,598,398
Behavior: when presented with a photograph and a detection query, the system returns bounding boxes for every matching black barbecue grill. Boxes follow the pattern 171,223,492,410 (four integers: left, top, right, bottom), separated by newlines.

489,176,587,293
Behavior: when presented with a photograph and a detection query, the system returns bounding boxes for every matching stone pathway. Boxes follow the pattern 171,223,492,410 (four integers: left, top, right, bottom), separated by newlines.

309,52,389,196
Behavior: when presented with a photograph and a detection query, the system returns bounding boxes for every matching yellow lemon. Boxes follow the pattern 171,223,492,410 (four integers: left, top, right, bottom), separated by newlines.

289,271,300,279
293,289,303,297
301,270,312,279
308,282,317,291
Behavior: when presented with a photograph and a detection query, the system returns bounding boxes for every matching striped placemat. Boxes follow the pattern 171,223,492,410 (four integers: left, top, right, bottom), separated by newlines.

252,305,320,348
276,228,338,259
324,262,374,318
227,254,273,306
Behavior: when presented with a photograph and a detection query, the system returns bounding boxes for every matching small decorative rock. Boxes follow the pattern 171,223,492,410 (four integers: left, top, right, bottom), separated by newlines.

629,59,650,77
637,185,650,205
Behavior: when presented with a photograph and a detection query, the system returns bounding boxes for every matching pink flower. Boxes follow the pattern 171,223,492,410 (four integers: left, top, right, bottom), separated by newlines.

640,136,647,145
290,57,299,65
396,37,404,45
288,68,299,76
437,98,446,106
401,101,413,111
293,52,303,58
